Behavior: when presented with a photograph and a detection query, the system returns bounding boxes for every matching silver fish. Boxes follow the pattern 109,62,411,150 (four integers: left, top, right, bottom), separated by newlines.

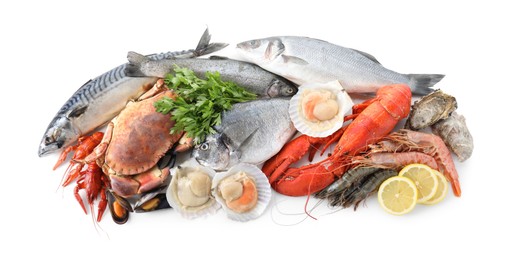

125,52,298,98
38,28,227,157
234,36,444,95
192,98,296,171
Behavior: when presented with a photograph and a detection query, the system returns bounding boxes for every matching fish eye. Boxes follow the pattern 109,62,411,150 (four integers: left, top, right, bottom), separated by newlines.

199,143,209,151
286,88,294,94
248,40,261,49
45,136,53,144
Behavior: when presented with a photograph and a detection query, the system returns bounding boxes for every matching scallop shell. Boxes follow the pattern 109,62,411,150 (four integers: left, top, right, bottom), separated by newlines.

212,163,272,222
289,80,353,137
166,157,221,219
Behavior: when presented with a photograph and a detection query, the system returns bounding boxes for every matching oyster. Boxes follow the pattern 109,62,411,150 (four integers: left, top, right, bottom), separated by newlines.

405,89,457,130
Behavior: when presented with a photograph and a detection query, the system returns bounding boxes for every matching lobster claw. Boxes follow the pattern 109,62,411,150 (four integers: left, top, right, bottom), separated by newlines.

263,135,314,183
272,165,336,196
262,134,337,196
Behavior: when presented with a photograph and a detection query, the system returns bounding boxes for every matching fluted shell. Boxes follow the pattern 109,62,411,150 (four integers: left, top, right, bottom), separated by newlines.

289,80,353,137
212,163,272,222
166,158,221,219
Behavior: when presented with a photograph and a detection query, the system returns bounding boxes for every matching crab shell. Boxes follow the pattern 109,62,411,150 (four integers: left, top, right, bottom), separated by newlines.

101,90,182,197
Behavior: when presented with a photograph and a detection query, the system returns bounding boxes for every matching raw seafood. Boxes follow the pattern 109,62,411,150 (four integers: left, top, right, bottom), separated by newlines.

192,98,296,171
405,89,457,130
125,52,298,98
263,84,412,196
38,28,226,156
234,36,444,94
432,112,473,162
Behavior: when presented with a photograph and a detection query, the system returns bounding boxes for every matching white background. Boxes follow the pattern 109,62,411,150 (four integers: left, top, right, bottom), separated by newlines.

1,0,505,259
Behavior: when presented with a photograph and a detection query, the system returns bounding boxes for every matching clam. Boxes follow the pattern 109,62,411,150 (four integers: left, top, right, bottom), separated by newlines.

166,158,221,219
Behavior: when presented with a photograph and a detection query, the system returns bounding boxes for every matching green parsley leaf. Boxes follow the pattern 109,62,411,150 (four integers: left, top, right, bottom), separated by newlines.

154,66,257,144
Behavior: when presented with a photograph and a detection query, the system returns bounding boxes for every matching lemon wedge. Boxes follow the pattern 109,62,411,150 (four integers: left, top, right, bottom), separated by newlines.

399,164,438,203
377,176,418,216
421,170,448,205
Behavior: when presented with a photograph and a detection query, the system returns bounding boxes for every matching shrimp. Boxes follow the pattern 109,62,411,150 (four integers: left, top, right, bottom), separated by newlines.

363,129,461,197
353,152,439,170
314,167,380,199
339,169,397,210
315,167,397,210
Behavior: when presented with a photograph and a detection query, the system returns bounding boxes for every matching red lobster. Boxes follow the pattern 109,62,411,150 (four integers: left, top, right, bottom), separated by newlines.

53,132,108,221
262,84,412,196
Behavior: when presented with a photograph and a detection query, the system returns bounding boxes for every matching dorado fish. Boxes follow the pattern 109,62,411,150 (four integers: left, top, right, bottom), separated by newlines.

38,28,227,157
234,36,444,95
192,98,296,171
125,53,298,98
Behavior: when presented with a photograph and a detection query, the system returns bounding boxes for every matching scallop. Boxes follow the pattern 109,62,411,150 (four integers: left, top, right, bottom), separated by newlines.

289,80,354,137
166,157,221,219
212,163,271,222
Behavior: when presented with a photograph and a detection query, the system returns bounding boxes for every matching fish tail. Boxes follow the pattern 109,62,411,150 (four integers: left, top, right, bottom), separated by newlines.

193,27,228,56
407,74,445,95
125,51,150,77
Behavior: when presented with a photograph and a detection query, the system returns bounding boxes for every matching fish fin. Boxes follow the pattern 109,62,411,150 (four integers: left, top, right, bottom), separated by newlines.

407,74,446,95
281,54,309,65
68,105,88,118
350,48,381,64
195,27,212,50
125,51,150,77
265,39,285,60
127,51,150,65
221,126,259,153
196,43,229,56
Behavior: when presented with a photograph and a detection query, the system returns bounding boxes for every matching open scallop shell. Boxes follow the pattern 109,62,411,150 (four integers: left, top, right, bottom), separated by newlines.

166,157,221,219
212,163,272,222
289,80,353,137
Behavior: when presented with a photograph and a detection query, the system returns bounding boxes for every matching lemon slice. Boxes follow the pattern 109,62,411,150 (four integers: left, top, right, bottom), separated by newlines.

399,164,438,203
377,176,418,216
421,170,448,205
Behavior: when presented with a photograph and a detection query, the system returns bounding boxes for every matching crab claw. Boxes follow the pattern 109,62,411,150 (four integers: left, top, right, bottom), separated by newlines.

109,167,170,198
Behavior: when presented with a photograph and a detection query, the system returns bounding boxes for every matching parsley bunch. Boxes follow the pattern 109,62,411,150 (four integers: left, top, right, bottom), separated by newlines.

154,66,257,144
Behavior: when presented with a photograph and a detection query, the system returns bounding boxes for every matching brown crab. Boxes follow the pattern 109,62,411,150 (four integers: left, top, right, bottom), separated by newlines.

85,79,183,198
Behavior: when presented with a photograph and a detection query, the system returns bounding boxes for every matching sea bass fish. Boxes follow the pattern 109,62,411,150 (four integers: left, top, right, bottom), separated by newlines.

234,36,444,95
38,28,227,157
125,52,298,98
192,98,296,171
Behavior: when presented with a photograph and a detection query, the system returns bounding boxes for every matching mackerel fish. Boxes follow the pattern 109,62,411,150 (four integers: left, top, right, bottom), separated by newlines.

38,28,227,157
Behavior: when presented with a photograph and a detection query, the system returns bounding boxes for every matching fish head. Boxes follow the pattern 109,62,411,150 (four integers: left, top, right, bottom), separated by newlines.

38,116,79,157
236,37,285,64
192,134,230,170
268,78,298,98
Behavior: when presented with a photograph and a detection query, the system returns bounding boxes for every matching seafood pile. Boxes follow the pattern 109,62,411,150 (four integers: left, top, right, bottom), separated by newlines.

41,28,473,224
